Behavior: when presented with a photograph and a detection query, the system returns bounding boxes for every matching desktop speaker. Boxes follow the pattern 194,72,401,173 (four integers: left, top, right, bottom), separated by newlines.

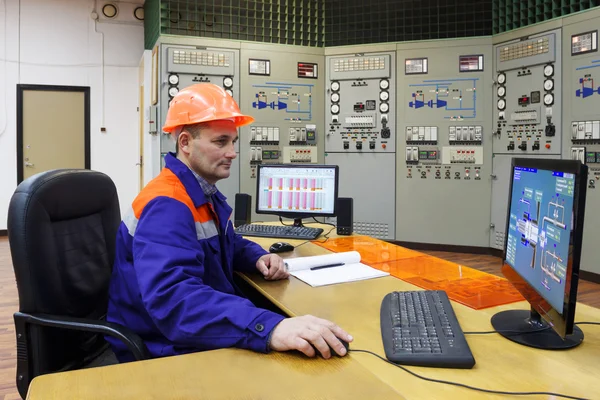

234,193,252,226
336,197,353,236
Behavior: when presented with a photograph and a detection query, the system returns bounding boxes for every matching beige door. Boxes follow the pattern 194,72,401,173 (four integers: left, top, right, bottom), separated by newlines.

138,57,145,190
20,87,88,181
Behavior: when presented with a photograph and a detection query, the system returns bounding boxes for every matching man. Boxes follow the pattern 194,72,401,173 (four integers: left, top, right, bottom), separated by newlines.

107,83,352,362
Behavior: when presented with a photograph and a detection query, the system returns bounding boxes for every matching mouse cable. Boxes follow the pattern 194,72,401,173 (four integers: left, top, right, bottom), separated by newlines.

464,321,600,335
350,349,587,400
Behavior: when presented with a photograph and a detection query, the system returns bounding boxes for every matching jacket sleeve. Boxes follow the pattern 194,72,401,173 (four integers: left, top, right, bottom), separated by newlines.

132,197,285,353
231,225,269,273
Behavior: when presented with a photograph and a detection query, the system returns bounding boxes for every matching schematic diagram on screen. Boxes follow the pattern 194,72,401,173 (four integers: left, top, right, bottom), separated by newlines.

252,82,314,121
407,78,478,119
513,189,568,291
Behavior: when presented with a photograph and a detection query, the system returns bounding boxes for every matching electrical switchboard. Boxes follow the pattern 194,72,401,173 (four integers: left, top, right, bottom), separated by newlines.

325,51,396,239
238,45,325,223
158,42,241,204
490,30,562,249
563,18,600,275
396,40,492,247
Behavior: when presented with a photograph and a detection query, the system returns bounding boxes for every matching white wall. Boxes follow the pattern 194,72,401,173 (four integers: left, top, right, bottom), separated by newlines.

0,0,144,230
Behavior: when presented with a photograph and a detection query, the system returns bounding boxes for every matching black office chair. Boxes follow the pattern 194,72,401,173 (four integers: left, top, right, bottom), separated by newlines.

7,169,150,399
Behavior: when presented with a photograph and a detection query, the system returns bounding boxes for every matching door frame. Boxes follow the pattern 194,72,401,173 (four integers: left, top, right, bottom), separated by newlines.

16,84,91,183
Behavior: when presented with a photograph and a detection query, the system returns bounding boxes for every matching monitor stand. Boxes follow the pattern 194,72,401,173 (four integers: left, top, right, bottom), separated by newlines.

491,308,583,350
292,218,305,228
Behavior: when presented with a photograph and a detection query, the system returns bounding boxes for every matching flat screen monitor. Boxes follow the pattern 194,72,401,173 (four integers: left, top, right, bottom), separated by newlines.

255,164,339,226
492,158,588,349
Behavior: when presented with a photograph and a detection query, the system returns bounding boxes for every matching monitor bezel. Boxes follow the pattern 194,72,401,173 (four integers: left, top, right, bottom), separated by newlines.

502,157,587,338
255,164,339,219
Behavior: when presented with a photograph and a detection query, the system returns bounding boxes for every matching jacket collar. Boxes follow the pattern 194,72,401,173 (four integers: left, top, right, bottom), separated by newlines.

164,152,210,208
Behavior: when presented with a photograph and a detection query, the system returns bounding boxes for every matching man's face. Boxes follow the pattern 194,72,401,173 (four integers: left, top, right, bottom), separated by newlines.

179,120,238,184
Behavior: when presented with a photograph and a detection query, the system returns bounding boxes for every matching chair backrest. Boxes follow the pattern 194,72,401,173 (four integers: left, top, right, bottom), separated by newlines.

7,169,121,374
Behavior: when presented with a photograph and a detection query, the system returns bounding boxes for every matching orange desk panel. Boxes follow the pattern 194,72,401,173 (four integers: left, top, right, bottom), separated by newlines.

314,236,524,309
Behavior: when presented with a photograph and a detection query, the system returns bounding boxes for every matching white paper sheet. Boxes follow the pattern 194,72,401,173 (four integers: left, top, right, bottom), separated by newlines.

284,251,389,287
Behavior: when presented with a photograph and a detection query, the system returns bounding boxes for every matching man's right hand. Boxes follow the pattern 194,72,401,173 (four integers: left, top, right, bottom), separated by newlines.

268,315,353,359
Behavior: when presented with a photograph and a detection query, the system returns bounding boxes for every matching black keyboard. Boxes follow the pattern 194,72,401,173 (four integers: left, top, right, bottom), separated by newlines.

380,290,475,369
234,224,323,240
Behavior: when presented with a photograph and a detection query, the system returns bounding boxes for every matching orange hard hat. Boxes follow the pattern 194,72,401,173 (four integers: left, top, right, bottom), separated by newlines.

162,83,254,134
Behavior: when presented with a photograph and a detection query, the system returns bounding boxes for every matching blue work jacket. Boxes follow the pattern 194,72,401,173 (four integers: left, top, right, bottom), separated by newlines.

106,153,285,362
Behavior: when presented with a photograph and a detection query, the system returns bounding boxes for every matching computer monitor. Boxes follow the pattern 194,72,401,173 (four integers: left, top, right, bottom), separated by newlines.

255,164,339,227
492,158,588,349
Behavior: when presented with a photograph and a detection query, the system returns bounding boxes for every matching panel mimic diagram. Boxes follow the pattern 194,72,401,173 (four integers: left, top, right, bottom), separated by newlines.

575,59,600,98
407,78,479,119
252,82,314,121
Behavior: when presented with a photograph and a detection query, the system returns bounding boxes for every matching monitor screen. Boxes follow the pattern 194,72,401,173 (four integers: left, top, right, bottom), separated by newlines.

506,166,575,314
494,158,588,349
256,164,339,219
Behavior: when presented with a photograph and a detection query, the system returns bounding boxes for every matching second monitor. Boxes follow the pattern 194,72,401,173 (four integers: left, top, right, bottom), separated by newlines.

256,164,339,227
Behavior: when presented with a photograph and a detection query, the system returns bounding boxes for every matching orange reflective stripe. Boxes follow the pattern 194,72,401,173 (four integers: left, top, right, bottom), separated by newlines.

131,168,213,224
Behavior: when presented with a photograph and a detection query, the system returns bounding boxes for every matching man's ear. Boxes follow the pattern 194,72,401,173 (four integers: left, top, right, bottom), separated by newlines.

178,131,192,154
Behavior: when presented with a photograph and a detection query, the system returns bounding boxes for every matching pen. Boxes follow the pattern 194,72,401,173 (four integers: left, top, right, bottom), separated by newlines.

310,262,345,271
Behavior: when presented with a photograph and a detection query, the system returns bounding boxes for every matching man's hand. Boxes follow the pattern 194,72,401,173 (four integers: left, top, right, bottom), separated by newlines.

256,253,289,280
269,315,353,359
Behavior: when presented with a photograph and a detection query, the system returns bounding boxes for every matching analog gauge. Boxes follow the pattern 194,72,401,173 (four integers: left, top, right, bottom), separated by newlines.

544,79,554,91
331,81,340,91
168,87,179,97
223,77,233,88
331,93,340,103
379,91,389,101
331,104,340,114
225,89,233,97
497,99,506,110
497,86,506,97
379,79,389,90
497,73,506,84
379,103,389,113
544,93,554,105
544,64,554,77
168,74,179,85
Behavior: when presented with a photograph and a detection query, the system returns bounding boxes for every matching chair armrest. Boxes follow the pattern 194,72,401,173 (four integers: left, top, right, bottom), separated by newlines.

14,311,151,361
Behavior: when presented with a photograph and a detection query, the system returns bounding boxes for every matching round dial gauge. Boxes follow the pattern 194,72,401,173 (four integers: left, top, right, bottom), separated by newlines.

544,65,554,77
379,79,389,90
379,103,389,113
379,91,389,101
497,99,506,110
168,87,179,97
497,73,506,84
225,89,233,97
331,93,340,103
544,79,554,91
497,86,506,97
544,93,554,105
223,77,233,88
331,104,340,114
168,74,179,85
331,81,340,91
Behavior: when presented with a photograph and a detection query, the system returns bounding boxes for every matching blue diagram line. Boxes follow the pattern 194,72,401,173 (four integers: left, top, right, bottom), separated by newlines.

252,85,293,89
266,82,315,87
576,65,600,70
423,78,480,82
591,60,600,63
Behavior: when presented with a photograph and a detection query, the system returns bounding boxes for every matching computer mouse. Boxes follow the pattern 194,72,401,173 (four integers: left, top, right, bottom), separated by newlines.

312,339,350,358
269,242,294,253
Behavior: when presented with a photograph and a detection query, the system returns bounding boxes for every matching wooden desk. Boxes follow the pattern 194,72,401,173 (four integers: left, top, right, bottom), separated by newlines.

240,232,600,400
26,228,600,399
27,348,404,399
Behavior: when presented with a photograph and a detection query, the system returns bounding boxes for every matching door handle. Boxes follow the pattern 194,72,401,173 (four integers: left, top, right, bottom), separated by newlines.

25,162,34,168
